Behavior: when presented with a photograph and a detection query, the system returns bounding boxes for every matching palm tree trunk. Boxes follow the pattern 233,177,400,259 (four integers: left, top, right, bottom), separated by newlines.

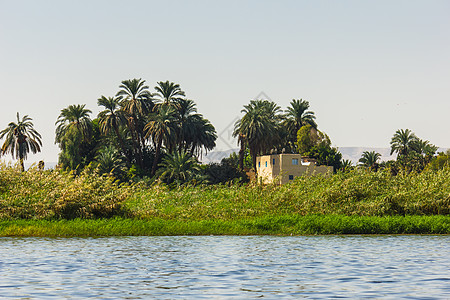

238,140,245,171
151,137,162,176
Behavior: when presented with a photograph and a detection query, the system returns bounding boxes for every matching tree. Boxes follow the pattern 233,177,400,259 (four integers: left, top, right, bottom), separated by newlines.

390,129,438,173
284,99,316,151
390,129,417,157
233,99,282,170
117,78,154,167
358,151,381,170
296,125,329,156
296,125,342,171
144,105,177,175
97,96,128,159
154,80,186,105
55,104,94,170
94,145,126,178
156,151,202,185
0,113,42,171
55,104,93,144
340,159,354,172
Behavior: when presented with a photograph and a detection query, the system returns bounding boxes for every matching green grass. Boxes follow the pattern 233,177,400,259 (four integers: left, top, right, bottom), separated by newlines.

0,215,448,237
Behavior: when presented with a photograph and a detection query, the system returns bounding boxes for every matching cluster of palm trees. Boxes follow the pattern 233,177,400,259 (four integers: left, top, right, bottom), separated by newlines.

233,98,317,170
54,79,217,177
355,129,438,173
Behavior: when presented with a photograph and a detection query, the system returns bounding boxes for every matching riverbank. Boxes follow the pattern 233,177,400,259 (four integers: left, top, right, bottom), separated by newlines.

1,163,450,236
1,215,449,237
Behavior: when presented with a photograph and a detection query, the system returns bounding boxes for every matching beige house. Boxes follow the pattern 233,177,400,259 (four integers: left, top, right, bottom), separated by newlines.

256,153,332,184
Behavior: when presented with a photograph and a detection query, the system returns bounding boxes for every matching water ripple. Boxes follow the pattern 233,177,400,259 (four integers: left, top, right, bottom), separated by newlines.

0,235,449,299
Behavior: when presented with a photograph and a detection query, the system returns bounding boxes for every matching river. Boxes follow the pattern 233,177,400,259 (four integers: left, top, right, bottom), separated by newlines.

0,235,449,299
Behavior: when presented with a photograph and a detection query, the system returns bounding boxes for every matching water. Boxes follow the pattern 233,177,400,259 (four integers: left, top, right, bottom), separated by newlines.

0,235,449,299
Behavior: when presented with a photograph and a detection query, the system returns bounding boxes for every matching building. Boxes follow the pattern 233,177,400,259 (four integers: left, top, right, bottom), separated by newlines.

256,153,332,184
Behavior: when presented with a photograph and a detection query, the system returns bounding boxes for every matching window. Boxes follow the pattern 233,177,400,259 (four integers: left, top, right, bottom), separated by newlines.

292,158,299,165
289,175,294,180
272,159,275,165
265,161,268,167
258,162,261,168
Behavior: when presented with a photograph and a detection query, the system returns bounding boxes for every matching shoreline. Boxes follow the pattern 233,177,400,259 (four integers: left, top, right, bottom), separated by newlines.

1,215,448,237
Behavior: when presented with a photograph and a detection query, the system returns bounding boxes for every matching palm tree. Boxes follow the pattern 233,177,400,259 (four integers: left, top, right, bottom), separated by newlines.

284,99,316,151
95,145,126,177
185,116,217,157
117,78,153,117
116,78,154,167
390,129,418,157
0,113,42,171
55,104,93,170
144,105,177,175
233,99,282,170
358,151,381,170
154,80,186,105
55,104,93,144
97,96,128,157
173,98,198,152
340,159,353,172
411,139,438,157
157,151,201,185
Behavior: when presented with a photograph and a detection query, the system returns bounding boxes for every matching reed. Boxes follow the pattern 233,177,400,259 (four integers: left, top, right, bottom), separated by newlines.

0,215,448,237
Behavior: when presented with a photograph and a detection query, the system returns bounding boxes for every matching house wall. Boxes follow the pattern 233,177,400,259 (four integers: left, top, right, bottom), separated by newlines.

256,154,332,184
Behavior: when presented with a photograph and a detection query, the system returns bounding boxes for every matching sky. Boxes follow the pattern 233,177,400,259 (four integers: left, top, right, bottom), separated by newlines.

1,0,449,165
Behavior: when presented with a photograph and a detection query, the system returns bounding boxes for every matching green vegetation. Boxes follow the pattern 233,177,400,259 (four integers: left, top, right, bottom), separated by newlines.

0,113,42,171
0,215,448,237
0,79,449,236
0,162,449,236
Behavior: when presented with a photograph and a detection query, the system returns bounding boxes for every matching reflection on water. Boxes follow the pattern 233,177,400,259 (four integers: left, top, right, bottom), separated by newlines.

0,235,449,299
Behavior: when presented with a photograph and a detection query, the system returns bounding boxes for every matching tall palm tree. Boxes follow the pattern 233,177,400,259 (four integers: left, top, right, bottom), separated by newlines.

0,113,42,171
233,99,282,170
117,78,153,117
284,99,316,151
144,105,177,175
97,96,128,157
390,129,417,157
358,151,381,170
55,104,93,170
55,104,93,144
154,80,186,105
116,78,153,167
173,98,199,152
185,116,217,157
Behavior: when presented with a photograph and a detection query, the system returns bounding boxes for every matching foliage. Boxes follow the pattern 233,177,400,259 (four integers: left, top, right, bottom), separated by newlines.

427,151,450,171
156,151,203,185
0,163,133,219
296,125,342,170
205,156,249,184
390,129,438,173
358,151,381,170
2,162,450,223
1,215,448,237
283,99,316,152
0,113,42,171
233,99,283,170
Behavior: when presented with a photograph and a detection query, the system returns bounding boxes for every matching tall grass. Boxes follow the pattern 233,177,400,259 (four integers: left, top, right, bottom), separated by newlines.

1,162,449,222
0,215,448,237
0,163,134,219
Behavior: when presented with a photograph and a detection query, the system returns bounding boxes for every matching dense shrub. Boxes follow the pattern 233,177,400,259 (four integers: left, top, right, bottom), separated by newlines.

0,163,133,219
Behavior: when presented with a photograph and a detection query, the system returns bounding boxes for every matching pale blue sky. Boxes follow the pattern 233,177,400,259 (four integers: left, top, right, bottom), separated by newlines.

1,0,449,164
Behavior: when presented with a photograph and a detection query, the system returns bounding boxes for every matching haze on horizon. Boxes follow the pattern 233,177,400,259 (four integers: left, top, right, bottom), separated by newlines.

1,0,449,165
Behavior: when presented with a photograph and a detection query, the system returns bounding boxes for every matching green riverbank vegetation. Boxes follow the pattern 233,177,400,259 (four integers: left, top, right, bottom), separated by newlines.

0,161,449,236
1,78,449,236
